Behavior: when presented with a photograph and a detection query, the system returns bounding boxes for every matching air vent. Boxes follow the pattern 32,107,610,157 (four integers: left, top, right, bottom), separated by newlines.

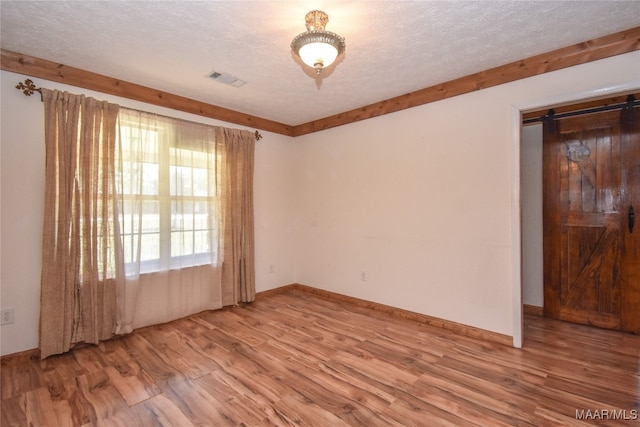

207,71,247,88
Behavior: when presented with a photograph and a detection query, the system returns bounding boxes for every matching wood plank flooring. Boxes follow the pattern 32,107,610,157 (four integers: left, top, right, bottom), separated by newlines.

2,289,639,426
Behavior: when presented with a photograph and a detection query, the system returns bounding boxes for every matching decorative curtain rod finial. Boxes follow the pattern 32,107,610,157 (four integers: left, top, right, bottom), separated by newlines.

15,78,42,97
254,130,262,141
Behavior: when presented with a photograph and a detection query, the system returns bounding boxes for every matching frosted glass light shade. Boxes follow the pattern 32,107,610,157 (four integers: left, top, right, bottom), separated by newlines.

299,42,339,69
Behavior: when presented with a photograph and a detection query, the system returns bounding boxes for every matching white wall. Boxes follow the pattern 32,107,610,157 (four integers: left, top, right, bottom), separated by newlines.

0,70,297,355
521,124,543,307
293,51,640,338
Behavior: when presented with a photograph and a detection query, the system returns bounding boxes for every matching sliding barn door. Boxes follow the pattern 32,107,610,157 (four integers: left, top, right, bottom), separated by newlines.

543,106,640,333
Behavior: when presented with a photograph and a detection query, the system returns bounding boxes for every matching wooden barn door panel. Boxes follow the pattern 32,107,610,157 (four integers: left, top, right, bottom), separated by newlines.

543,107,640,333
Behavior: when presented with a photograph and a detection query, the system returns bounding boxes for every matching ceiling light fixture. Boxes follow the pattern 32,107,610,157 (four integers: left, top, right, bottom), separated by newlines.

290,10,346,75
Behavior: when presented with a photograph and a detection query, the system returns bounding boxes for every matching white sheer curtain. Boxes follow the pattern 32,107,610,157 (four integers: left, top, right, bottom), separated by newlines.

114,109,224,333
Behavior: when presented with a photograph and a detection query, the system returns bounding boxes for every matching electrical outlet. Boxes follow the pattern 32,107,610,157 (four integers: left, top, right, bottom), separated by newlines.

1,307,14,325
360,271,367,281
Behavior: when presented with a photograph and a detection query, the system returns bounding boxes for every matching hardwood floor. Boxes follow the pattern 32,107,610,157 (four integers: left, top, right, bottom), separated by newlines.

1,288,638,426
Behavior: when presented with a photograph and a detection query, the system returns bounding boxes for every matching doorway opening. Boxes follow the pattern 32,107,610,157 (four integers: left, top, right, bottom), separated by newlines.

513,85,639,347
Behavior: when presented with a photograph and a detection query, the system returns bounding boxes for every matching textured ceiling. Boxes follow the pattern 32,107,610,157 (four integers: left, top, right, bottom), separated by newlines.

1,1,639,126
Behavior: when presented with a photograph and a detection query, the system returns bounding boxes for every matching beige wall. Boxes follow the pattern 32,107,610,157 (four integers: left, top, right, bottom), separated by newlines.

292,51,640,339
1,50,639,355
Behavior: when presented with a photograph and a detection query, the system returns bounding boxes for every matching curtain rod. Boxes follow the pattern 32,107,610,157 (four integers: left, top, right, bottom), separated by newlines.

15,79,263,141
523,95,638,124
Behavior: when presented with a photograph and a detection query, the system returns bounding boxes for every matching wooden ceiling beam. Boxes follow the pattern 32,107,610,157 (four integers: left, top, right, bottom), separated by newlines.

292,26,640,136
0,49,295,137
2,26,638,138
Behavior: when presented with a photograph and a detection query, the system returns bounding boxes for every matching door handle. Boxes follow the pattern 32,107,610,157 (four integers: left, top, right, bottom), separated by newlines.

630,206,635,234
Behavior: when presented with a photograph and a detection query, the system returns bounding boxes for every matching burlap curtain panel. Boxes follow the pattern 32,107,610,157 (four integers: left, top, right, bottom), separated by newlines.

40,89,121,359
218,127,256,305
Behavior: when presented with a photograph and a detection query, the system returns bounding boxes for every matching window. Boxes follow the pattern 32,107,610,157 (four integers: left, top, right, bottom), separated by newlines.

118,112,219,274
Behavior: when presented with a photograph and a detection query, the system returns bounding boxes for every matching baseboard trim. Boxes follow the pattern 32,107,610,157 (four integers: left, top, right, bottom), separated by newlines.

3,284,514,359
0,347,40,361
523,304,544,317
259,283,513,347
255,284,299,299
